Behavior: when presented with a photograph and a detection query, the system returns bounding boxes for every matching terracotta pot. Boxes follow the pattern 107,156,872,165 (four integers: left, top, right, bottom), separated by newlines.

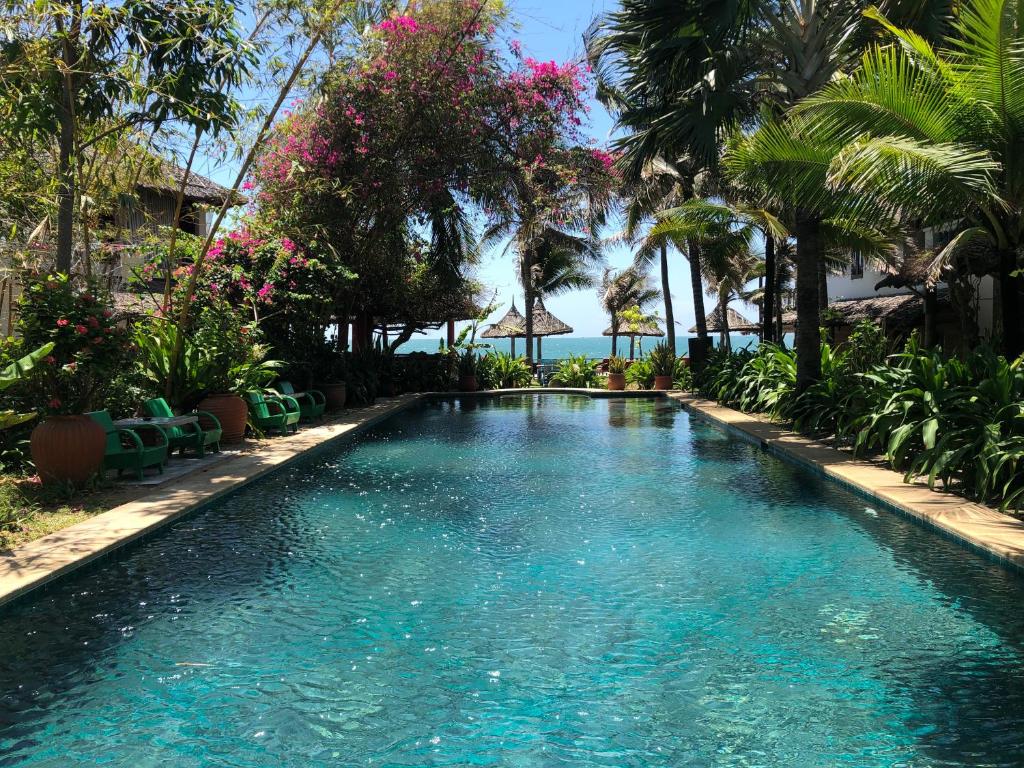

319,382,347,411
459,374,478,392
653,375,674,390
31,415,106,486
198,393,248,444
607,372,626,391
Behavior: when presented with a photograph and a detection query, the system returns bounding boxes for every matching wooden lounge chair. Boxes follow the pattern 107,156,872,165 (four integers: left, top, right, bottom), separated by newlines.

274,381,326,422
142,397,222,457
86,410,168,481
244,391,300,435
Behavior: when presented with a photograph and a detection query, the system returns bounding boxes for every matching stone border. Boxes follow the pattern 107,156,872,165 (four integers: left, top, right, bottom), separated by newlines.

0,395,426,608
671,393,1024,575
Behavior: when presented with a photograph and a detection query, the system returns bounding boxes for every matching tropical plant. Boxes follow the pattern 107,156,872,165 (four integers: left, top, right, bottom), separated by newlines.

673,358,694,391
0,341,56,430
648,342,676,377
482,352,533,389
458,350,478,378
549,354,601,388
17,274,130,414
625,358,654,389
607,355,627,375
599,266,660,357
794,0,1024,360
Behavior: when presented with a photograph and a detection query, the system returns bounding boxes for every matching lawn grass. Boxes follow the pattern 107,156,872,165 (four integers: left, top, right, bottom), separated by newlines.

0,477,139,550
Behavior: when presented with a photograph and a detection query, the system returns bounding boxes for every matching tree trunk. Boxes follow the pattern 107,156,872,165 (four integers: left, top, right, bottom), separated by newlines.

923,285,938,348
54,10,79,275
763,234,776,342
660,241,675,354
610,313,617,357
795,211,823,390
818,257,829,311
523,251,534,366
688,238,707,341
999,250,1024,360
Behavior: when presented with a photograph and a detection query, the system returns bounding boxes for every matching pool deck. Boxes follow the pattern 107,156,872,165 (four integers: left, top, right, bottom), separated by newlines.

671,393,1024,575
0,395,425,609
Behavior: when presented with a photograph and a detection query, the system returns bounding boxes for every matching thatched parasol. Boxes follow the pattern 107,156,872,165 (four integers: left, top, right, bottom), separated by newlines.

603,314,663,359
530,297,572,359
689,305,758,334
481,301,527,355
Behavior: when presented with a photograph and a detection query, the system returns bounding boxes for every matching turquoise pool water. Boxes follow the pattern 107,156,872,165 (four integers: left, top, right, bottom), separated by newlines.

2,396,1024,766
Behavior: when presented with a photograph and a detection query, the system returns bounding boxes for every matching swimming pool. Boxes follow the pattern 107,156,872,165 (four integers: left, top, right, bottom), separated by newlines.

2,395,1024,766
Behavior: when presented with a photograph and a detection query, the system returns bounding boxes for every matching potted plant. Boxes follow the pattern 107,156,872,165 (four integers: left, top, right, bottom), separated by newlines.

17,275,127,485
649,342,676,390
185,303,279,443
606,355,627,391
458,349,478,391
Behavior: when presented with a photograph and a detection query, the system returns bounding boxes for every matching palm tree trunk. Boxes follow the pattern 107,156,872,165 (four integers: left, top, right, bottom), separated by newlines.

523,251,535,366
818,258,829,311
923,285,937,348
763,234,776,342
660,241,675,354
999,250,1024,360
688,238,707,340
795,211,822,390
610,313,618,357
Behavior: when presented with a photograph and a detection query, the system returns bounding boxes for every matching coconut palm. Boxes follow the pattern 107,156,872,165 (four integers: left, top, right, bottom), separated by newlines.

791,0,1024,358
599,266,661,357
620,156,714,353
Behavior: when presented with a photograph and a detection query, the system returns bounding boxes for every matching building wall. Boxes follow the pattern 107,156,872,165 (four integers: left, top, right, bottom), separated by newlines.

827,263,909,301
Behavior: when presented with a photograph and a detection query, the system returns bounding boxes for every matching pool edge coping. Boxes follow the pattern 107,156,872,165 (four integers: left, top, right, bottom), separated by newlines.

671,393,1024,576
0,395,427,609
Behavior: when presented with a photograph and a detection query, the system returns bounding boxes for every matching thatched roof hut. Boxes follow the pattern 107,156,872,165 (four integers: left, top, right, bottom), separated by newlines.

689,305,759,334
531,297,572,337
602,319,664,338
780,292,948,335
481,302,526,339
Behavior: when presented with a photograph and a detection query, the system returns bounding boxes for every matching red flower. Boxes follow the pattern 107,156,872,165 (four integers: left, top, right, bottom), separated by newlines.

48,398,61,409
87,316,99,328
56,319,69,327
74,324,87,334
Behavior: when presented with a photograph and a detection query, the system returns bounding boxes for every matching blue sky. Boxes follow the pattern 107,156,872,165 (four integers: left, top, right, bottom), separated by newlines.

199,0,713,339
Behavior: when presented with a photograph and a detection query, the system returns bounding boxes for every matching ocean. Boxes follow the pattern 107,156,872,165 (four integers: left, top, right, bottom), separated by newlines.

396,334,787,360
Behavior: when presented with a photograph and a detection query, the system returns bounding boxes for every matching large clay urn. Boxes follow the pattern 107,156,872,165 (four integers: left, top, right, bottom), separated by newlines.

459,374,478,392
653,375,673,390
31,415,106,486
197,393,248,444
606,373,626,391
319,382,347,411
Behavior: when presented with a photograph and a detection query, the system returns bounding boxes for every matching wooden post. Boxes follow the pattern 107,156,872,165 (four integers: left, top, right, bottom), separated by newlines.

536,336,542,361
446,319,455,348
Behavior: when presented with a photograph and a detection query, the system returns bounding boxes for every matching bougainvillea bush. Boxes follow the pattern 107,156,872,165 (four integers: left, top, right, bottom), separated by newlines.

251,0,616,351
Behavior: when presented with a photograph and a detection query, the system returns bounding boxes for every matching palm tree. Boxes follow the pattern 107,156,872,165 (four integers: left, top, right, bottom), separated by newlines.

589,0,876,385
599,266,661,357
620,156,711,353
792,1,1024,358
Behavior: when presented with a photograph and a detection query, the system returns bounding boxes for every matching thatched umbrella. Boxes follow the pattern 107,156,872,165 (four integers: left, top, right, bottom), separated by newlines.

602,317,664,359
688,305,758,334
689,303,757,351
481,302,527,356
530,297,572,360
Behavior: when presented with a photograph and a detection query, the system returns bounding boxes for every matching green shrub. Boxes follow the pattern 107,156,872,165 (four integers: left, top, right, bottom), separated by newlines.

648,342,676,377
626,358,654,389
607,355,627,375
673,358,694,391
479,352,532,389
549,354,600,388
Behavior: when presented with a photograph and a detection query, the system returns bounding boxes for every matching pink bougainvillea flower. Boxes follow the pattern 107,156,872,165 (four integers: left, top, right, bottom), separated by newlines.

74,324,87,335
56,318,69,327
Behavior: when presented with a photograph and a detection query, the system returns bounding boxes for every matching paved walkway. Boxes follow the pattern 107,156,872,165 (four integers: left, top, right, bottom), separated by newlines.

671,394,1024,575
0,396,423,608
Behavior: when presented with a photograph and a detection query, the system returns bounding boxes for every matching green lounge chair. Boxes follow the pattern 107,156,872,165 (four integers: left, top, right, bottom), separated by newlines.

86,410,168,481
274,381,326,422
244,391,300,435
142,397,222,457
